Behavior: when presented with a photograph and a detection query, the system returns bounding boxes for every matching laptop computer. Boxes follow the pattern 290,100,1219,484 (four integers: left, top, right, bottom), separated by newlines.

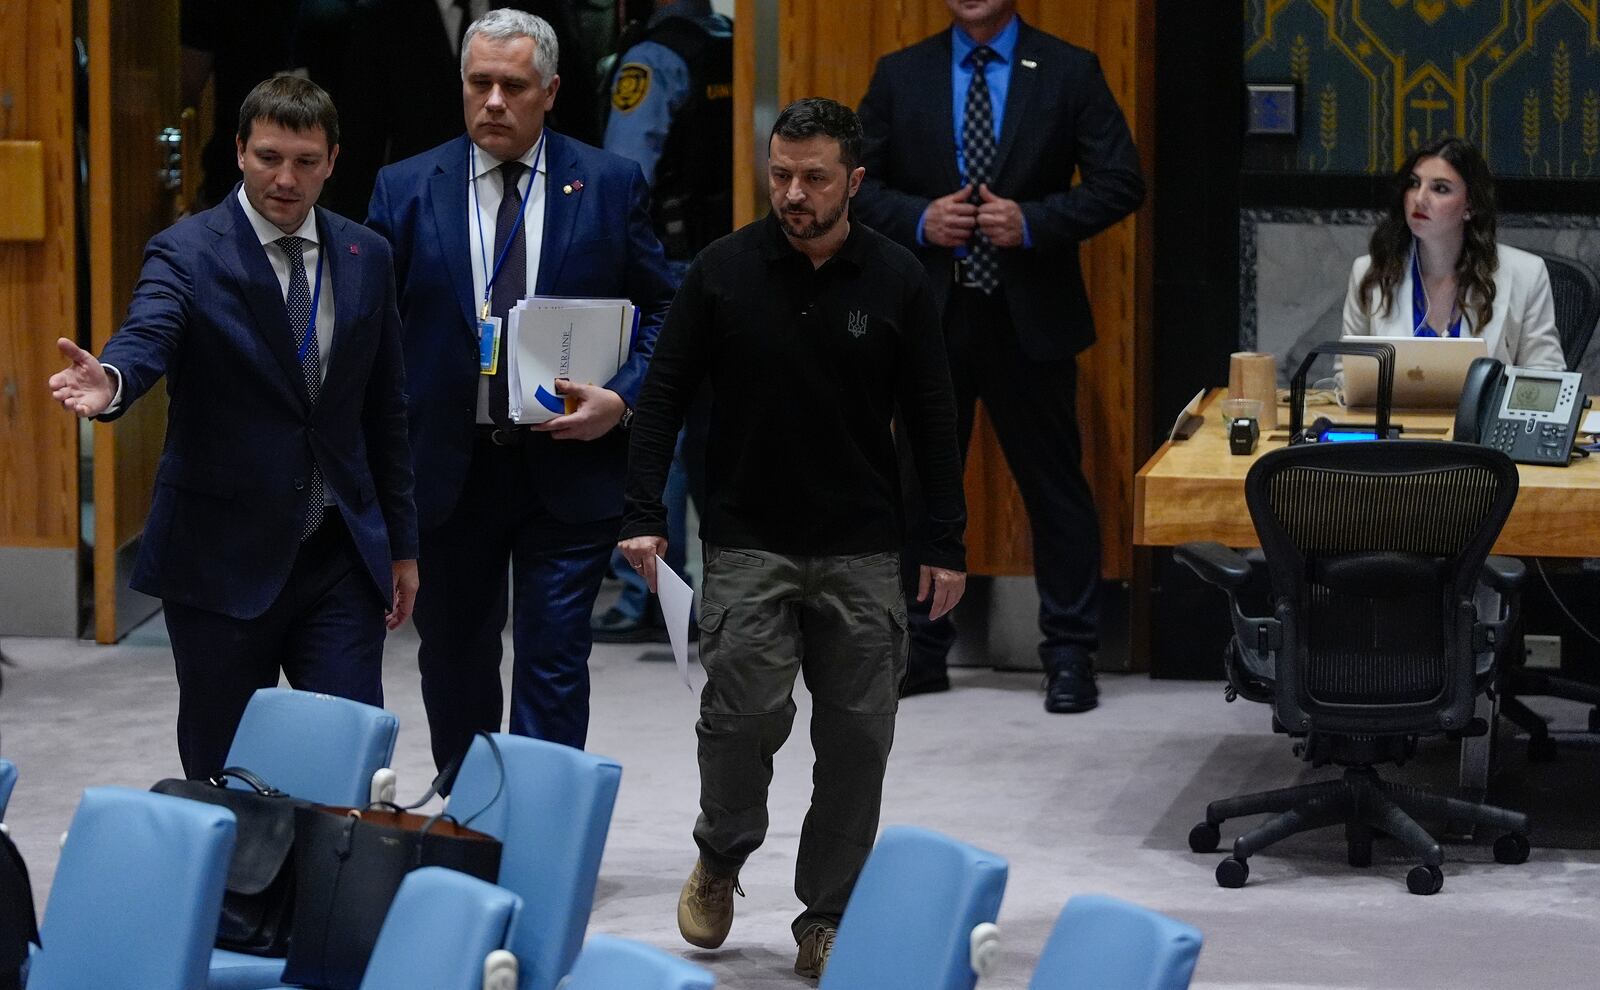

1339,335,1489,408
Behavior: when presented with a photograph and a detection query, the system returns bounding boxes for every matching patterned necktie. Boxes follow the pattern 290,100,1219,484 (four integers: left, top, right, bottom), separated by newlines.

961,45,1001,294
277,235,326,540
488,160,528,430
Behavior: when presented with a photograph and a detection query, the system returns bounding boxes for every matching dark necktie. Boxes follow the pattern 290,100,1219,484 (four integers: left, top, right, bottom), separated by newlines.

961,45,1001,294
276,235,326,540
454,0,472,55
488,160,528,429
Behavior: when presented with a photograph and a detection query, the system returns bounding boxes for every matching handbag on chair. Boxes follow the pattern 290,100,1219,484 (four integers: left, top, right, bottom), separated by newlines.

151,767,311,955
280,734,506,990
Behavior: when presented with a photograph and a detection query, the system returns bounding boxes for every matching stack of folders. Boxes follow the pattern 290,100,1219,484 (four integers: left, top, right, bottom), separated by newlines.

508,296,640,423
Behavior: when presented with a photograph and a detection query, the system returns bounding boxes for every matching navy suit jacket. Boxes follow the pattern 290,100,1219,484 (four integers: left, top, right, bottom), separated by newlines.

99,192,419,620
366,130,676,530
855,20,1145,362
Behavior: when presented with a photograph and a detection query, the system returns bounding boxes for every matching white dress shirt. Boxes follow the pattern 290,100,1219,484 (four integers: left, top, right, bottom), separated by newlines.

468,136,548,424
236,186,336,376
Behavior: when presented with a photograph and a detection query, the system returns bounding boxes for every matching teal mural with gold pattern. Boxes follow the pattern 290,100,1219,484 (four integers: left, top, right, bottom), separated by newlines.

1246,0,1600,176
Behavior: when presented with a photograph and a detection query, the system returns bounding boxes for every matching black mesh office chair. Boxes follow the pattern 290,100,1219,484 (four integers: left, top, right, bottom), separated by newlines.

1175,441,1531,895
1531,249,1600,371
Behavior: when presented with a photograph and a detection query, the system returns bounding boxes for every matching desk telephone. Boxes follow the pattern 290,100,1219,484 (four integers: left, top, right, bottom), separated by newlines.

1453,357,1588,466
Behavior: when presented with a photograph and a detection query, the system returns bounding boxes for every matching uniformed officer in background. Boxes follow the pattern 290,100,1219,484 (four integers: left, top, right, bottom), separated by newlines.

592,0,730,642
602,0,732,280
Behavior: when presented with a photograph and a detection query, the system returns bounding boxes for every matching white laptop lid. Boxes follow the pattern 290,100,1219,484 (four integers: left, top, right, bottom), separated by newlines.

1339,335,1489,408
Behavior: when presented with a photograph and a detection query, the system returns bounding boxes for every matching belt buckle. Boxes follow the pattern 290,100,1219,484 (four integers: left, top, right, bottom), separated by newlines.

953,257,981,289
489,427,517,446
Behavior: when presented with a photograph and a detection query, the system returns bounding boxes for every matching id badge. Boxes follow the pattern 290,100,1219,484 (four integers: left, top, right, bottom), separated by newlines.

478,316,502,375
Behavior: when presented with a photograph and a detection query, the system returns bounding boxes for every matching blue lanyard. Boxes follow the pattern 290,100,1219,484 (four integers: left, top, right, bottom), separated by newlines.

470,134,545,319
297,240,325,364
1410,247,1462,338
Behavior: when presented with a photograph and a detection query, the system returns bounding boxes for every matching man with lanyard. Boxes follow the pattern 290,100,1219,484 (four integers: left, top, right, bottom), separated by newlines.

591,0,731,643
48,75,419,779
366,9,675,769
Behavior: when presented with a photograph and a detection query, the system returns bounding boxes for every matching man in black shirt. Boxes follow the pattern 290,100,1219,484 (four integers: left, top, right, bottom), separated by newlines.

619,97,967,980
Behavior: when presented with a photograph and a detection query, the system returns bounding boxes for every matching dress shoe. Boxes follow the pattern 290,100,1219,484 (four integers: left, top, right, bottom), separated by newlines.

899,667,950,698
591,606,669,644
1044,655,1098,713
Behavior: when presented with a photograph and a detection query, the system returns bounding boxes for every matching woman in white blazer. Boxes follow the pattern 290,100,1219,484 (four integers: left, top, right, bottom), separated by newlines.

1342,136,1565,371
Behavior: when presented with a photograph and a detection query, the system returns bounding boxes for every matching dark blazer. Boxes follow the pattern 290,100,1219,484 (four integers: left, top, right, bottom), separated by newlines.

366,130,676,530
99,192,419,619
331,0,598,218
854,19,1145,361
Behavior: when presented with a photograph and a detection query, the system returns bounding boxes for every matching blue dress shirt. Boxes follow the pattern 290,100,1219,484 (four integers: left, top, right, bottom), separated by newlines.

916,16,1030,249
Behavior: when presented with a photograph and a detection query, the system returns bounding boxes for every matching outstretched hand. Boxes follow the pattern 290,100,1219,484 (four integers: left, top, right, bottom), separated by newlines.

48,337,115,418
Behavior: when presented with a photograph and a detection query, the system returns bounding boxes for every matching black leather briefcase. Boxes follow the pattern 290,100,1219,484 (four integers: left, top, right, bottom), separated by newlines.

153,767,313,956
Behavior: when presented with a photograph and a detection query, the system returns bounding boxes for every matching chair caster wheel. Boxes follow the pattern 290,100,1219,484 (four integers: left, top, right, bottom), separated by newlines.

1528,735,1558,762
1493,832,1530,865
1406,864,1444,895
1215,857,1249,888
1188,822,1221,853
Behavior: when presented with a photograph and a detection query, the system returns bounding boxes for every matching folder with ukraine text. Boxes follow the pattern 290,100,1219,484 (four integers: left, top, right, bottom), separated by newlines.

507,296,639,423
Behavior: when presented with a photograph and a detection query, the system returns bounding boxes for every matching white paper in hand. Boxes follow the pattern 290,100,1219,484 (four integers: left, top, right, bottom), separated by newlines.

655,555,699,693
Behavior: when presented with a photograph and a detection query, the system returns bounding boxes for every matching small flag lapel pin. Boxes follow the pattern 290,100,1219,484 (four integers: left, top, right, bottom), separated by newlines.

348,242,360,255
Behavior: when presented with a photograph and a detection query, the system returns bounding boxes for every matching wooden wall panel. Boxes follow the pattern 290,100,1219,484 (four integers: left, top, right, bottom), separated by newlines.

89,0,179,641
738,0,1151,579
0,0,78,550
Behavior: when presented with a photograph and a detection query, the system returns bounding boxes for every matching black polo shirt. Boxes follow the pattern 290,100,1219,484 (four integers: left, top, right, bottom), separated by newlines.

622,213,966,569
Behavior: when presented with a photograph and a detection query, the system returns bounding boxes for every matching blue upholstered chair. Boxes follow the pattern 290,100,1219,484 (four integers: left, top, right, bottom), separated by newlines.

446,734,623,990
209,688,399,990
0,759,15,821
222,687,398,806
28,787,236,990
819,825,1009,990
259,867,522,990
1028,894,1203,990
560,934,715,990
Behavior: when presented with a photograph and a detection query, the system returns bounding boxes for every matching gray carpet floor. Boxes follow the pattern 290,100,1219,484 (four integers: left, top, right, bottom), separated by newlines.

3,615,1599,989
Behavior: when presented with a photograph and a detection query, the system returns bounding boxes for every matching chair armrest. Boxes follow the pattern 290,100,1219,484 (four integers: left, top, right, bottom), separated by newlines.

370,768,397,806
1174,542,1254,590
484,949,517,990
1481,555,1526,593
969,923,1001,979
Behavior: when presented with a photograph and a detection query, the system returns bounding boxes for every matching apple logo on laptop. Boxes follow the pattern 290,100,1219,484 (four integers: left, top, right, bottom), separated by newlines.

1407,365,1425,381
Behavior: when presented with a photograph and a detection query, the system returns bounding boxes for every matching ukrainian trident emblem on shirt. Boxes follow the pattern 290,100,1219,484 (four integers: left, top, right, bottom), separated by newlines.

847,310,868,338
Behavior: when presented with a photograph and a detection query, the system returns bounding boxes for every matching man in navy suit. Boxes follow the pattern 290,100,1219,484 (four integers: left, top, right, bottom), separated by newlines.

48,75,419,779
855,0,1144,713
366,8,675,768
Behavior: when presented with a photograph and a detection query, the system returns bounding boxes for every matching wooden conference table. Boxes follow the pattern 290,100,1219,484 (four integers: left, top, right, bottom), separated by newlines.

1135,389,1600,557
1134,388,1600,794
